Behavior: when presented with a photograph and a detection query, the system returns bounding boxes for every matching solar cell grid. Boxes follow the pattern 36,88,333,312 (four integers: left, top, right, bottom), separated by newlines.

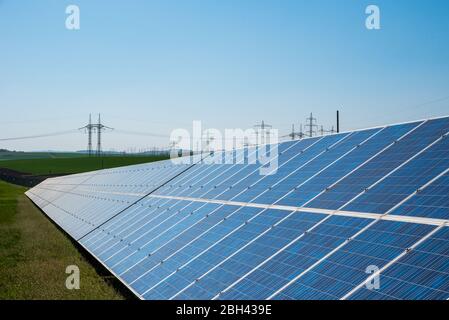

343,132,449,214
98,201,210,264
306,118,448,210
391,171,449,220
194,139,319,201
171,211,326,300
26,156,201,240
348,226,449,300
79,143,315,278
281,122,419,207
153,143,276,199
271,221,436,300
258,129,380,206
216,215,371,300
142,208,297,299
130,206,266,294
220,134,348,202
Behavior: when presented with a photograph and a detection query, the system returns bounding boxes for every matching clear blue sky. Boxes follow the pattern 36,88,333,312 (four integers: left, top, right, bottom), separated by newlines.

1,0,449,151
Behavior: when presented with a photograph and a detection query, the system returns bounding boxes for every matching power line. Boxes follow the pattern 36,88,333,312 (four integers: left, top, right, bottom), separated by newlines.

1,112,341,147
0,130,78,142
402,94,449,110
112,129,168,138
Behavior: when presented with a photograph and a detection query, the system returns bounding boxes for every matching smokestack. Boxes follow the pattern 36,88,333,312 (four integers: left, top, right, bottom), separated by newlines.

337,110,340,133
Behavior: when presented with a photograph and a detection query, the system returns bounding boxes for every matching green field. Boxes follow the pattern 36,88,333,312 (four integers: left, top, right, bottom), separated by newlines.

0,180,124,299
0,150,84,161
0,155,169,175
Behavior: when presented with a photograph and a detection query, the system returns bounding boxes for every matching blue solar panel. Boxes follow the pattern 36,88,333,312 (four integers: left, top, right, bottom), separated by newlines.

171,211,326,300
263,129,380,206
126,205,265,293
217,216,371,300
348,226,449,300
390,172,449,220
99,201,217,269
307,117,449,210
154,142,296,200
26,116,449,300
344,133,449,214
280,122,419,207
26,158,199,239
216,135,348,202
271,221,435,300
142,208,296,299
189,140,316,201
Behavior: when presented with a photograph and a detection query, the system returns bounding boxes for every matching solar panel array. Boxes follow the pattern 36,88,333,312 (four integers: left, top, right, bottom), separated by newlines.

26,116,449,300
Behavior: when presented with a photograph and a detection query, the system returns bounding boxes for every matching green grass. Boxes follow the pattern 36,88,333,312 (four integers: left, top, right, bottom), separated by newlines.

0,155,169,175
0,180,124,299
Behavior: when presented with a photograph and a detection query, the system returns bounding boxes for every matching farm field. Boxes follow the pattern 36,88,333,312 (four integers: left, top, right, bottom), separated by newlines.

0,155,169,176
0,150,84,161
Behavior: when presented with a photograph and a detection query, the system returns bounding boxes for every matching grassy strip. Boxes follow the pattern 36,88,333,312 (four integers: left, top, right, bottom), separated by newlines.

0,155,168,175
0,180,124,299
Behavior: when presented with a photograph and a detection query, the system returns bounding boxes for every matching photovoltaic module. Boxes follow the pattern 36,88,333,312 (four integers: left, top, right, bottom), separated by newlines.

26,116,449,300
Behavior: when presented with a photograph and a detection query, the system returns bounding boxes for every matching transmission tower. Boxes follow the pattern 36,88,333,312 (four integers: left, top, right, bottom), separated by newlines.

95,114,113,156
305,113,318,137
288,124,296,140
79,114,95,156
283,124,305,140
299,124,305,138
80,114,113,157
254,120,272,144
322,125,336,136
